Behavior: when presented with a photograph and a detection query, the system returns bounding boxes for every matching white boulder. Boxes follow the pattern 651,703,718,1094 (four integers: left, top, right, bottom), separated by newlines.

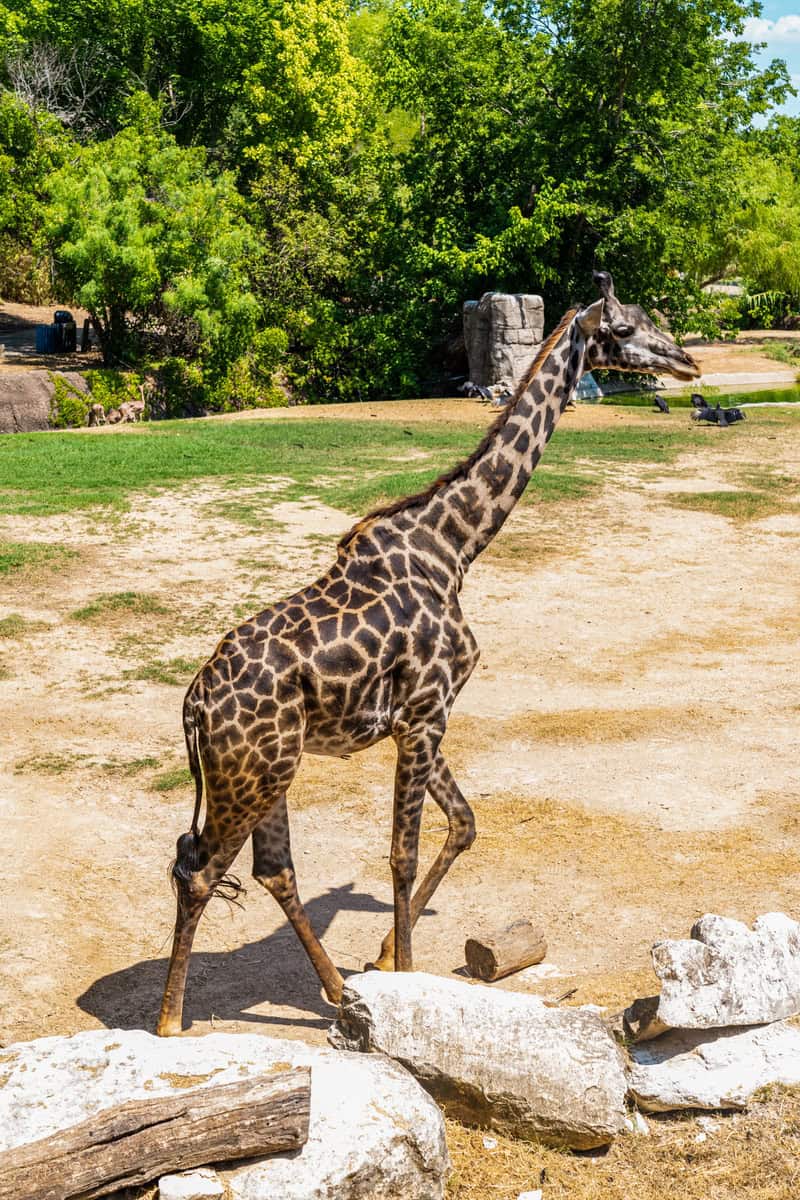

159,1168,225,1199
330,971,628,1149
627,1020,800,1112
0,1028,449,1200
625,913,800,1038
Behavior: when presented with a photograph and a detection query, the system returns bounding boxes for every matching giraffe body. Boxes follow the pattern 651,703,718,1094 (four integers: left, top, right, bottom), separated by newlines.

158,272,699,1036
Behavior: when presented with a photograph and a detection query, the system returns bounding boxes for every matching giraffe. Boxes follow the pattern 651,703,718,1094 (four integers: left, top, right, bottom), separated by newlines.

157,270,699,1036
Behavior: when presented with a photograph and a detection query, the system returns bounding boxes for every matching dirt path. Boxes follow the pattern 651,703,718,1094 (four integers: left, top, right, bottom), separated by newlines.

1,407,799,1049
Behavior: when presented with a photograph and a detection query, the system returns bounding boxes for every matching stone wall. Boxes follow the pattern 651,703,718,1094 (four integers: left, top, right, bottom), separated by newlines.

463,292,544,389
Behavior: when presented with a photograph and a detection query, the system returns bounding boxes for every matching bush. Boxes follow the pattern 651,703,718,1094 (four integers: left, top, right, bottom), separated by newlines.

49,374,89,428
146,358,206,419
85,369,143,415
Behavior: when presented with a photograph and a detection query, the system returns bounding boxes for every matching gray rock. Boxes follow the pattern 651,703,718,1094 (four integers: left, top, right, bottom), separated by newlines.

0,1028,448,1200
625,913,800,1038
627,1020,800,1112
0,369,88,433
330,971,628,1149
463,293,545,389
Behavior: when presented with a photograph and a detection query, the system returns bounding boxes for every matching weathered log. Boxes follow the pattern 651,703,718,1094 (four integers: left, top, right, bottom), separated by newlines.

0,1068,311,1200
465,920,547,982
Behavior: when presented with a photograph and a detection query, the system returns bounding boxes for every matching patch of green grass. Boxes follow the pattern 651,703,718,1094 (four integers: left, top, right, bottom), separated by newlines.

14,752,83,775
125,655,202,686
759,344,800,371
71,591,171,622
101,756,161,777
0,613,48,638
0,541,76,575
0,414,695,519
151,765,193,792
1,405,798,524
666,490,787,521
204,497,286,531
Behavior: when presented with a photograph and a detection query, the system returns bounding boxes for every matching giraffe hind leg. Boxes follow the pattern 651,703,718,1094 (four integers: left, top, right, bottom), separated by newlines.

252,801,344,1004
370,752,475,972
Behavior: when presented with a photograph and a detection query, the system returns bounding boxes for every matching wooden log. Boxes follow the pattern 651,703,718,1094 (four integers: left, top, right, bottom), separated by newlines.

0,1068,311,1200
465,920,547,982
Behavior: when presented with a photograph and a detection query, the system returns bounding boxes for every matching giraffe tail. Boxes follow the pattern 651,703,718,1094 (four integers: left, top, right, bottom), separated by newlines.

170,682,246,909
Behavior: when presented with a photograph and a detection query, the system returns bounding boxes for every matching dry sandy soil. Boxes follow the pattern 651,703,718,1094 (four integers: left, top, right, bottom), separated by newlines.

1,400,799,1196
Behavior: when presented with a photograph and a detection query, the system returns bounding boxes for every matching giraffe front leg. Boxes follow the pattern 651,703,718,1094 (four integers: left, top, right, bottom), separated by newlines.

252,799,344,1005
387,729,440,973
371,752,475,972
157,825,251,1037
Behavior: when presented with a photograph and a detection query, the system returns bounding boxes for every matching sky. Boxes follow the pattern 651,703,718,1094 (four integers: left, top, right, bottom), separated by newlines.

747,0,800,115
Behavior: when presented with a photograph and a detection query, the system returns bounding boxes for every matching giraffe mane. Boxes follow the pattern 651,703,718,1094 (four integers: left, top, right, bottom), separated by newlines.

338,307,579,549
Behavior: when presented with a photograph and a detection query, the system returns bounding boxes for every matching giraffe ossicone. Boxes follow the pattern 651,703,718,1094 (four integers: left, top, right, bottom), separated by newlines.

156,272,699,1037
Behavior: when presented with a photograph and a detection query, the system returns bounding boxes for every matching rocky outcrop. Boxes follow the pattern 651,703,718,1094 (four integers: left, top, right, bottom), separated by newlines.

627,1020,800,1112
463,293,544,389
329,971,628,1149
625,913,800,1040
0,369,88,433
0,1028,449,1200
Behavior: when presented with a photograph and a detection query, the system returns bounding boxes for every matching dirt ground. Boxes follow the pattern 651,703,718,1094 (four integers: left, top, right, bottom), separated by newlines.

1,399,798,1061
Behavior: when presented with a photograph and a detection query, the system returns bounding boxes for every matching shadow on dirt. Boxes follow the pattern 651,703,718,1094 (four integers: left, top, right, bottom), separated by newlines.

77,882,404,1034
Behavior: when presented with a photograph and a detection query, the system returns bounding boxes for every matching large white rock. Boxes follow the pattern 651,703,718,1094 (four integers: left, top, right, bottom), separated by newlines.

159,1168,225,1200
645,913,800,1032
0,1028,449,1200
329,971,628,1149
627,1020,800,1112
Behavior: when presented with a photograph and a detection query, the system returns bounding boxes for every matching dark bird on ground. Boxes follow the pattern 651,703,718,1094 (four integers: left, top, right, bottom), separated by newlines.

691,401,746,427
458,381,493,400
653,394,670,414
690,393,706,409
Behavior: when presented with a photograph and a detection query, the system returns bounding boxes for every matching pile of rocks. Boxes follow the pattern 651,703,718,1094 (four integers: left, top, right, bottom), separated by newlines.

3,911,799,1199
624,913,800,1111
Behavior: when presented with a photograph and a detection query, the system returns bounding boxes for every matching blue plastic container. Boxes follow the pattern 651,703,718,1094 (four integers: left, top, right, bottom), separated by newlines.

35,324,57,354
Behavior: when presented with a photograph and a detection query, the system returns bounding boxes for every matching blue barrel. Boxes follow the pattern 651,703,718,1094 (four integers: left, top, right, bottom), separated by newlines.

35,324,57,354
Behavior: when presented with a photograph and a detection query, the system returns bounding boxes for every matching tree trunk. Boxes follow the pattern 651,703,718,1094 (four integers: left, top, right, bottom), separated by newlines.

0,1068,311,1200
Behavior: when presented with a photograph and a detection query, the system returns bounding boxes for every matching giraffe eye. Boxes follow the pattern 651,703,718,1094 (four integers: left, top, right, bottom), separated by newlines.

612,322,634,338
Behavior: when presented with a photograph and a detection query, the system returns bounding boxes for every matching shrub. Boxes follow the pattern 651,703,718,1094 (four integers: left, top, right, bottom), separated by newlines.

85,369,143,415
49,374,89,428
146,357,206,419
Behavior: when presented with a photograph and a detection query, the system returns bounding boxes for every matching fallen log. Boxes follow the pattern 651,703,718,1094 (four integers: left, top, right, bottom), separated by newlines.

465,920,547,982
0,1068,311,1200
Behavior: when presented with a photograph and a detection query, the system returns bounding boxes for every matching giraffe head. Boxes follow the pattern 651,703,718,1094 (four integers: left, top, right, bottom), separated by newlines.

579,271,700,381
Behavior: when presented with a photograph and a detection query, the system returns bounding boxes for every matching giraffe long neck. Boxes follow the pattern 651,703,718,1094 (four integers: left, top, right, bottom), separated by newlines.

411,313,586,573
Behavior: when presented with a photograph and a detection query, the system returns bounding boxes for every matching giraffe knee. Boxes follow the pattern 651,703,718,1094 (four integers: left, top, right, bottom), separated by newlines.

171,832,207,903
453,808,476,852
254,866,296,905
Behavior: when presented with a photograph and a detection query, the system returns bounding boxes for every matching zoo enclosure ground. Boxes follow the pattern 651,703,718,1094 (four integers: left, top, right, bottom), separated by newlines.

1,399,799,1199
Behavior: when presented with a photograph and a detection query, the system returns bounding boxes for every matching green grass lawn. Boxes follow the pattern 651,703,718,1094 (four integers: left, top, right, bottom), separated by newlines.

0,410,720,519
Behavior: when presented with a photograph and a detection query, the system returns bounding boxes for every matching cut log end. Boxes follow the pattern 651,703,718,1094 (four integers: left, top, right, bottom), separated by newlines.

465,920,547,982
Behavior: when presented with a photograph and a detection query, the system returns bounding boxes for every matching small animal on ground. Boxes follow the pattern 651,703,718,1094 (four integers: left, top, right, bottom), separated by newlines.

86,403,106,427
653,394,670,413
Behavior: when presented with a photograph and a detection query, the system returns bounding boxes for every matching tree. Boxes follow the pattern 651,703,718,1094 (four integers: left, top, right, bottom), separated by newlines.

46,96,259,385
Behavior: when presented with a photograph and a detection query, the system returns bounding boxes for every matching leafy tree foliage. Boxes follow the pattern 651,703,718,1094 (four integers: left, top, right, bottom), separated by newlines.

0,0,796,407
46,97,260,404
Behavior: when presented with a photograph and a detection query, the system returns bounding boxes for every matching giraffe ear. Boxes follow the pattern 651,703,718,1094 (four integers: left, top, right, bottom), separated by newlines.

576,298,604,336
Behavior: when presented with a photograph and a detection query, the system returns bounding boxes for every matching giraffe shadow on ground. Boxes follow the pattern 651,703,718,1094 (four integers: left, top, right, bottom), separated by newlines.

76,883,419,1034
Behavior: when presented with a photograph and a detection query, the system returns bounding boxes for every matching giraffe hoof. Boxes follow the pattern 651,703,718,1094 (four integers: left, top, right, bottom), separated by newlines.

364,955,394,973
156,1018,184,1038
